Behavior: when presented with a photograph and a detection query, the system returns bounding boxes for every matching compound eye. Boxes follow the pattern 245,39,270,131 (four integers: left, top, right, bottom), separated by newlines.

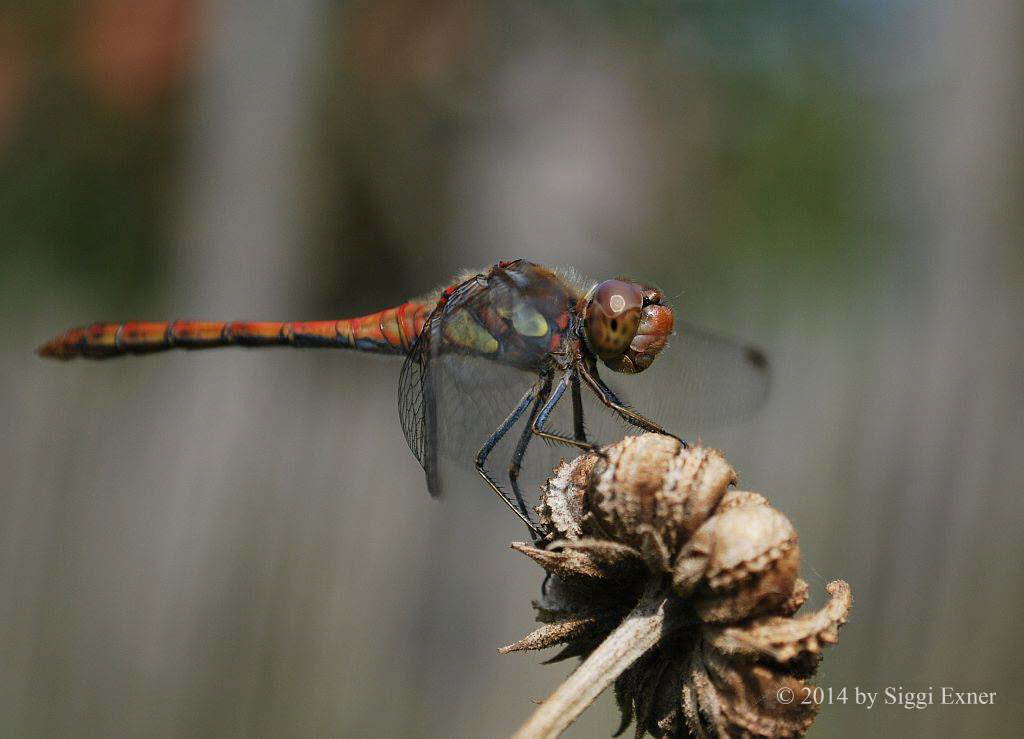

585,280,644,360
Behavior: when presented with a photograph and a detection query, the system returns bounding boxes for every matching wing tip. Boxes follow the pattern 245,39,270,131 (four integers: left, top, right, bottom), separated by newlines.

743,345,769,371
425,466,444,498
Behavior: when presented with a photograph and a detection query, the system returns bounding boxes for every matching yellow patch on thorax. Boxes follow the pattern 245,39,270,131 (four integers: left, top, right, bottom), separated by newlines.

511,302,549,337
443,310,499,353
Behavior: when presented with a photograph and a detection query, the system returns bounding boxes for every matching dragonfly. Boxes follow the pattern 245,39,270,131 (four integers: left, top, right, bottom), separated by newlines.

38,259,769,539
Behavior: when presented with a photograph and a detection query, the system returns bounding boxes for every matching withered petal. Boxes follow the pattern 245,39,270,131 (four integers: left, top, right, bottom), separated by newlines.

499,613,609,654
648,657,684,737
555,538,647,571
613,672,637,737
703,580,852,667
512,539,644,580
680,679,712,739
631,655,671,739
541,632,610,664
685,649,726,735
701,646,818,737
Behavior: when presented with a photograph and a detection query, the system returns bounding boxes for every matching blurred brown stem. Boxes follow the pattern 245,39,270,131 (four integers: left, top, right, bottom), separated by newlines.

512,581,670,739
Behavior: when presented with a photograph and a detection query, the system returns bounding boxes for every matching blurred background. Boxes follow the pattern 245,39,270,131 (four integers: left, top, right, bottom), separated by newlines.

2,1,1022,737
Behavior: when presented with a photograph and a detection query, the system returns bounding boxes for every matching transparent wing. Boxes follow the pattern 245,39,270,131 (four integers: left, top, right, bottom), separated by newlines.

599,321,771,438
397,319,434,488
397,275,565,500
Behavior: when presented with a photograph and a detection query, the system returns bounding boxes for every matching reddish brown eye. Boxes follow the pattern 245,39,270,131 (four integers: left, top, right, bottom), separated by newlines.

582,279,672,373
584,280,644,361
595,280,643,316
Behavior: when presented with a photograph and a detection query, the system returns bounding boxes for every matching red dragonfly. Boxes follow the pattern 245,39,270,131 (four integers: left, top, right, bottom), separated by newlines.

38,259,768,538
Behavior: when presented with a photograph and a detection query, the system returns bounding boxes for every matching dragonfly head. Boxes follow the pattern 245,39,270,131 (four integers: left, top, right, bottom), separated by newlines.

582,279,674,374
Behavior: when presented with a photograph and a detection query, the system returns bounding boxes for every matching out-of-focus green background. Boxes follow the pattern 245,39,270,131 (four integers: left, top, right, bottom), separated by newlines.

2,2,1022,737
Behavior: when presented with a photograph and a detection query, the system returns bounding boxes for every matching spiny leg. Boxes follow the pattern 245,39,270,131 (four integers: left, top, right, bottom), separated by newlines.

507,372,553,544
570,370,587,443
475,381,545,538
578,362,686,446
530,371,599,452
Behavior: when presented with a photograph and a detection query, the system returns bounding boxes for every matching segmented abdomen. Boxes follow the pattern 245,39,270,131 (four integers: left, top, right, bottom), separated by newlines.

37,302,432,360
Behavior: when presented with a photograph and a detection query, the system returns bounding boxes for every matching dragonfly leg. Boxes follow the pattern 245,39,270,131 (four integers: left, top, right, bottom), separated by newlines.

475,382,545,538
531,371,599,452
578,363,686,446
508,374,554,544
570,370,587,443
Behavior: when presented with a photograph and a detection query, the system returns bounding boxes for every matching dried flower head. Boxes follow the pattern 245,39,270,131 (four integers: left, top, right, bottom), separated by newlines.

502,434,851,738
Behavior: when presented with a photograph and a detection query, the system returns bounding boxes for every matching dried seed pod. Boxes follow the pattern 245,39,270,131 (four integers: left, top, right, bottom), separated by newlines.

539,455,601,541
588,435,736,557
504,434,852,739
674,490,801,623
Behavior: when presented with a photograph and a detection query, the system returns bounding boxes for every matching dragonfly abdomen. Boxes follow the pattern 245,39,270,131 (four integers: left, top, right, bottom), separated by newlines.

37,302,432,360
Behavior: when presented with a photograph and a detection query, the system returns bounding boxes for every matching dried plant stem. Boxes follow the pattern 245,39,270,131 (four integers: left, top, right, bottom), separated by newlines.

513,581,670,739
